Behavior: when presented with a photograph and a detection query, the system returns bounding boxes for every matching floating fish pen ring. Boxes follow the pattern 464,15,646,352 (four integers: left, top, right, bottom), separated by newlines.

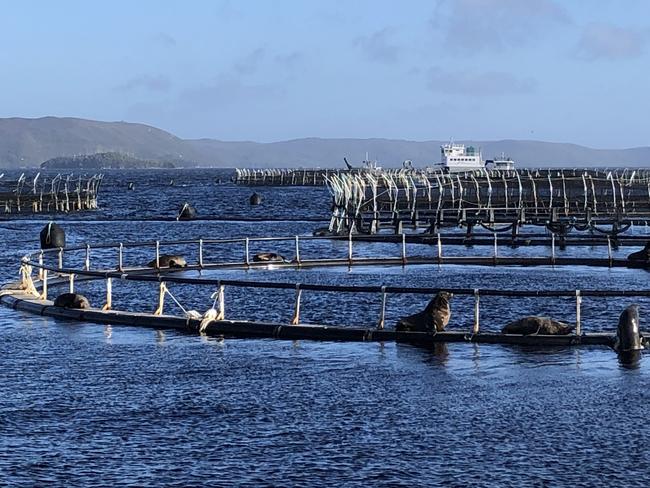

0,233,647,365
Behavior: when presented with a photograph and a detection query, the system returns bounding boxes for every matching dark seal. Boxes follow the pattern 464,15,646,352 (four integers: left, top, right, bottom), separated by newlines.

53,293,90,309
627,242,650,262
147,254,187,268
396,291,453,333
252,252,286,263
501,316,574,335
250,193,262,205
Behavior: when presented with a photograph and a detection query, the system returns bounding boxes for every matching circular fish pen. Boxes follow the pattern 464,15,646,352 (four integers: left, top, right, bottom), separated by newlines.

1,231,648,365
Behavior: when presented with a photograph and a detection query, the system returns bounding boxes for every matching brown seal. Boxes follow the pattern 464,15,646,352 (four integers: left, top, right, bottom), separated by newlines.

252,252,286,263
396,291,453,332
53,293,91,309
501,316,574,335
147,255,187,268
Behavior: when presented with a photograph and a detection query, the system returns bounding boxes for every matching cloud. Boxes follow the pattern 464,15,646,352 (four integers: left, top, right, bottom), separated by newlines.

427,67,535,95
234,47,266,75
354,27,401,63
432,0,569,53
179,76,282,108
115,75,172,93
575,23,648,61
152,32,177,47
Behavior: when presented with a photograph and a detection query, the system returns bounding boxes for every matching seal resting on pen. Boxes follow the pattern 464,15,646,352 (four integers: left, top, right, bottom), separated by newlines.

627,242,650,263
53,293,91,309
147,255,187,268
501,316,574,335
396,291,453,333
252,252,287,263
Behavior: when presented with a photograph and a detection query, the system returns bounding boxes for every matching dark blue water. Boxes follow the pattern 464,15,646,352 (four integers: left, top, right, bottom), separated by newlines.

1,169,650,486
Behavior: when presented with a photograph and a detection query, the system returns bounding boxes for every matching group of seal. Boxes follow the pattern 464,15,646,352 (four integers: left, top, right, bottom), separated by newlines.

396,291,453,333
252,252,287,263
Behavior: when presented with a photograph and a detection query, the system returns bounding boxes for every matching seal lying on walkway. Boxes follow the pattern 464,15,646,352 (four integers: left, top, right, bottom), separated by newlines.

252,252,286,263
396,291,453,332
146,255,187,268
627,242,650,262
53,293,91,309
501,316,574,335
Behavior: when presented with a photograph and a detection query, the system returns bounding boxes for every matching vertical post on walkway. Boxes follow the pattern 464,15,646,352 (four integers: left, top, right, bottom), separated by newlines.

575,289,582,336
377,286,387,330
606,236,612,267
245,238,250,266
473,289,480,334
437,233,442,263
295,235,301,265
551,232,556,264
291,284,302,325
69,273,75,294
348,232,353,264
401,233,407,265
118,243,123,272
58,247,63,270
103,277,112,311
493,234,498,259
155,241,160,269
38,251,44,280
84,244,90,271
41,269,48,300
216,284,225,320
198,239,204,268
153,281,164,315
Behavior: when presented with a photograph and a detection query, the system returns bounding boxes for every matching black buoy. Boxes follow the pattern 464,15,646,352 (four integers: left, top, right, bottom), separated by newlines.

615,305,644,368
177,202,197,221
40,222,65,249
250,192,262,205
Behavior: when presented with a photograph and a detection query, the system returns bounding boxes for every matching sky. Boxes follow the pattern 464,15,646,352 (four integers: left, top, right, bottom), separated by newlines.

1,0,650,147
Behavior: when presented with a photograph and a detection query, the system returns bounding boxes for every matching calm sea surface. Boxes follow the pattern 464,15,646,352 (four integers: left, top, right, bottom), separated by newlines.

0,169,649,487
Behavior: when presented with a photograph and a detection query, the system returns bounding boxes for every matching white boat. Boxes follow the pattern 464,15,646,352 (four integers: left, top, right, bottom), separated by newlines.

486,153,516,171
435,142,485,173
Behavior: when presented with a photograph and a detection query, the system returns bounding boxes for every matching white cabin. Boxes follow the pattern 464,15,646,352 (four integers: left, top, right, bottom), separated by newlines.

438,143,485,172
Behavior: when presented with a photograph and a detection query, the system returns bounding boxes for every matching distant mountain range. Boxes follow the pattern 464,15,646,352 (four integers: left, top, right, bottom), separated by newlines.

0,116,649,169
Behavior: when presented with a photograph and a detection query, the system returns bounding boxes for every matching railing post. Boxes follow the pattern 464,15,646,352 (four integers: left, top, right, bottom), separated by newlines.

153,281,165,315
295,235,301,265
437,233,442,263
155,241,160,269
58,247,63,269
575,289,582,336
551,232,556,264
38,251,44,280
378,286,387,330
84,244,90,271
199,239,204,268
606,236,612,266
291,284,302,325
401,233,407,265
41,269,48,300
216,284,225,320
118,242,123,272
348,232,353,263
493,233,498,259
102,277,112,311
69,273,75,293
245,238,250,266
473,288,480,334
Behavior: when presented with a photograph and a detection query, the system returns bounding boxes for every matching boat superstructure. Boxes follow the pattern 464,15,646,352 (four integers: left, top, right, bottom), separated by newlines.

438,142,485,172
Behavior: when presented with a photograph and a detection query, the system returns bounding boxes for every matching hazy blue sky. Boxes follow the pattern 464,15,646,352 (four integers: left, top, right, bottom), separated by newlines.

2,0,649,146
